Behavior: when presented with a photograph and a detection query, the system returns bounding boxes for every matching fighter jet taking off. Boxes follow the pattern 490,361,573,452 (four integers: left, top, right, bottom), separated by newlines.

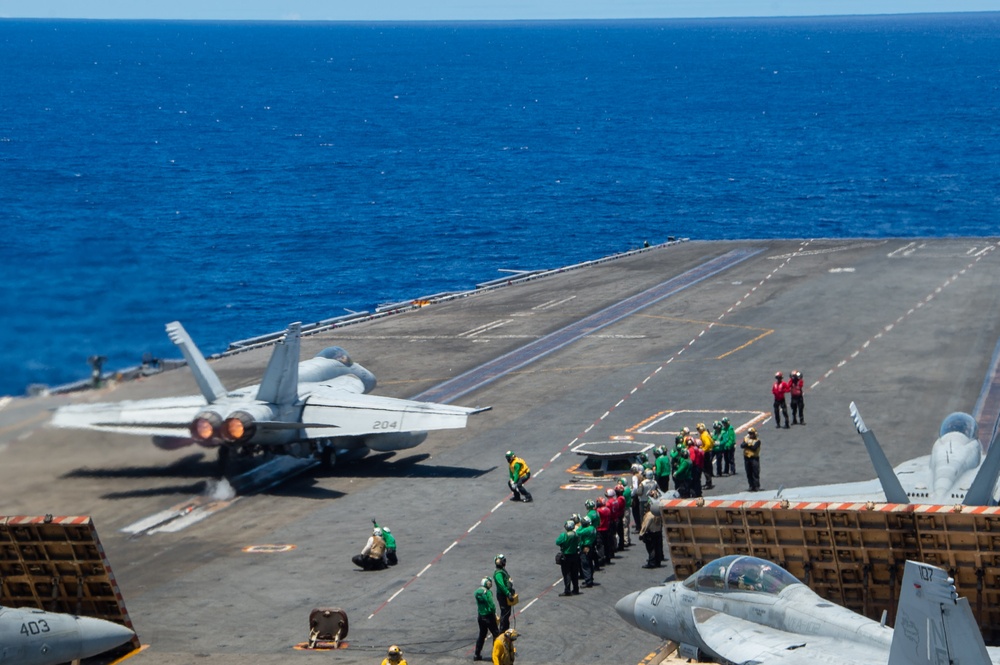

703,402,1000,505
51,321,489,467
0,604,135,665
616,555,1000,665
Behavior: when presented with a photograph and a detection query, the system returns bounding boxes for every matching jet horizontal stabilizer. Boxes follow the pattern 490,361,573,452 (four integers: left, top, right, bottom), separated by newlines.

301,393,485,439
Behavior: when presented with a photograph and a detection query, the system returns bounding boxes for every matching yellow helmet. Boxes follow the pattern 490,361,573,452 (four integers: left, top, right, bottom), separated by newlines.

387,645,402,659
505,629,519,640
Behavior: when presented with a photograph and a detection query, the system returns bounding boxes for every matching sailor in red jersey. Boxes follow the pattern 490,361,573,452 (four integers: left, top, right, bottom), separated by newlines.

772,371,790,429
789,369,805,425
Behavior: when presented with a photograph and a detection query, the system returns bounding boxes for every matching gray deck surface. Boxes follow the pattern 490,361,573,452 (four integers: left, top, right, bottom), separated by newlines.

2,238,1000,665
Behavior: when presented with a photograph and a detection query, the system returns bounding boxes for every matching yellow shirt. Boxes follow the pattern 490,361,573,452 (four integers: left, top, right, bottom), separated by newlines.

492,635,515,665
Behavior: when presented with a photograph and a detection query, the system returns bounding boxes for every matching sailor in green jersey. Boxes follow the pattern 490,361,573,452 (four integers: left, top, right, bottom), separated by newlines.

672,444,694,498
474,577,500,661
654,445,672,493
584,499,602,568
372,519,397,566
576,515,598,587
720,416,737,476
492,554,516,631
555,519,581,596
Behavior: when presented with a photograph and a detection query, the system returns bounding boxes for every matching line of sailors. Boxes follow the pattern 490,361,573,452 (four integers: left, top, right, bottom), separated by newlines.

652,417,739,498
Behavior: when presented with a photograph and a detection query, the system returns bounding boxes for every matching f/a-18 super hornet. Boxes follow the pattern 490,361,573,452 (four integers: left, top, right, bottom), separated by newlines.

616,555,1000,665
0,604,135,665
706,402,1000,505
51,321,489,467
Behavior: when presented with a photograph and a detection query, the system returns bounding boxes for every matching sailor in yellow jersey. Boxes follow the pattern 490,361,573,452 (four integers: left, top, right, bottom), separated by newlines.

505,451,533,502
381,645,407,665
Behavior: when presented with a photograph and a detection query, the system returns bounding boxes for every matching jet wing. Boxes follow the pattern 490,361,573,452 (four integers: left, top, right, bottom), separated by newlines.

693,607,879,665
300,390,489,438
50,395,207,437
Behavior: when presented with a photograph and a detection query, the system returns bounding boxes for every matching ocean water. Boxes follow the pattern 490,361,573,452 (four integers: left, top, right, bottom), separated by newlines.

1,14,998,395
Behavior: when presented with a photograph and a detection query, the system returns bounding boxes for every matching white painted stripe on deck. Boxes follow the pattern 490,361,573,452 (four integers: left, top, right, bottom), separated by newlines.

491,502,505,513
417,564,432,577
387,588,404,603
468,521,482,532
444,542,457,554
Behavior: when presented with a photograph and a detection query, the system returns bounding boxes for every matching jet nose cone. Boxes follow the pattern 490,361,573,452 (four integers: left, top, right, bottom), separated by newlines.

615,590,641,629
75,616,135,659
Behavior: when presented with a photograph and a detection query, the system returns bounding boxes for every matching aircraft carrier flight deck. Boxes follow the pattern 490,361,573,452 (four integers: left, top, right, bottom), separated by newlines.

2,237,1000,665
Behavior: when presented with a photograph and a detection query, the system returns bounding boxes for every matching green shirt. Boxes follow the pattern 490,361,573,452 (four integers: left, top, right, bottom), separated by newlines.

493,568,513,599
556,529,581,555
576,524,597,547
721,425,737,451
673,456,693,481
655,454,672,478
475,585,496,616
587,508,600,530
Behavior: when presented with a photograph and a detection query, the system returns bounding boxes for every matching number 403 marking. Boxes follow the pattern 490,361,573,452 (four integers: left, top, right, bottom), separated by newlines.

21,620,51,636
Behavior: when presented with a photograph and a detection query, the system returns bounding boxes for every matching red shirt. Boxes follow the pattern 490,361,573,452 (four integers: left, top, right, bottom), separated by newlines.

772,380,790,399
596,505,612,531
789,377,804,396
687,444,704,467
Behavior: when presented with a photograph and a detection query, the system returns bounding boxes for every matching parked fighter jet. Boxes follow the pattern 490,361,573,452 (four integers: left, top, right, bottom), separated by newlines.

51,321,489,467
703,402,1000,505
0,604,135,665
616,555,1000,665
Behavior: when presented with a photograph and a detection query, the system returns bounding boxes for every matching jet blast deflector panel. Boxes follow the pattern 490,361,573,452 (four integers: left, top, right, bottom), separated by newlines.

0,516,140,653
659,499,1000,645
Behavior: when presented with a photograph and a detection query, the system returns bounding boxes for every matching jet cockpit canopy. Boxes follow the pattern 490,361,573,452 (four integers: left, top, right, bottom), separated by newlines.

939,412,978,441
317,346,353,366
682,555,801,595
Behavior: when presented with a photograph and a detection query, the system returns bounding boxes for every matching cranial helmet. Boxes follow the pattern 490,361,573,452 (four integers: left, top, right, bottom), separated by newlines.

596,496,606,507
605,488,616,498
564,520,575,531
495,553,506,568
388,645,402,657
506,629,519,640
373,527,383,537
721,416,730,425
582,516,592,526
482,577,493,589
585,499,596,509
775,371,783,379
505,450,515,461
748,427,757,435
644,469,654,479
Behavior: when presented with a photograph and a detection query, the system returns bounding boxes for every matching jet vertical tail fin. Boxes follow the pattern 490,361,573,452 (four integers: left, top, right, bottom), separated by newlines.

255,322,301,406
850,402,909,504
888,561,990,665
166,321,227,403
962,426,1000,506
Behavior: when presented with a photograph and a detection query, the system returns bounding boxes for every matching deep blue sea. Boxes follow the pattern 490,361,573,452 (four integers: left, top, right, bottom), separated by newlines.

1,14,999,395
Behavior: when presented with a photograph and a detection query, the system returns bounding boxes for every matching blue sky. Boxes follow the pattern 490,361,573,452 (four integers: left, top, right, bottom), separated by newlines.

0,0,998,20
